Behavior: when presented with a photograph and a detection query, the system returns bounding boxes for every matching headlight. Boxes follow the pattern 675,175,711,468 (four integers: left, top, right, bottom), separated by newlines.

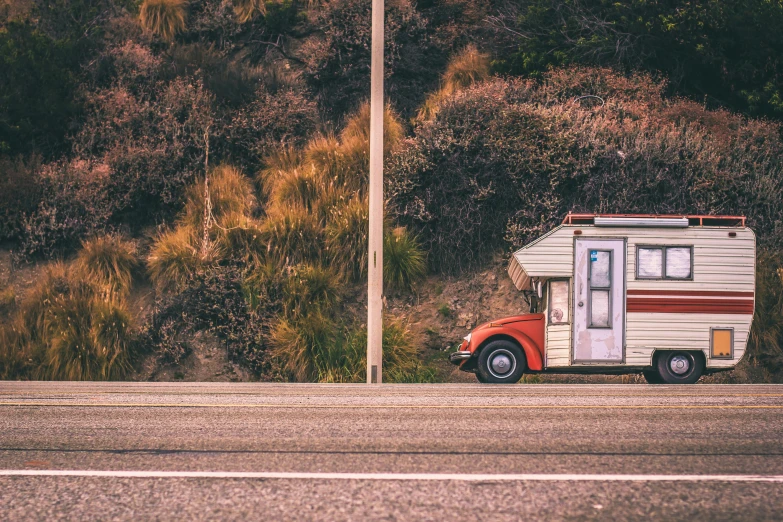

463,333,472,344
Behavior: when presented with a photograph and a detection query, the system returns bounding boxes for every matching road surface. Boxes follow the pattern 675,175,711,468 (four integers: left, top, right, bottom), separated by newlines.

1,382,782,520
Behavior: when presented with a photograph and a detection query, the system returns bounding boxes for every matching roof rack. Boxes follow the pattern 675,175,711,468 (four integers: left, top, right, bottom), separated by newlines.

562,213,746,227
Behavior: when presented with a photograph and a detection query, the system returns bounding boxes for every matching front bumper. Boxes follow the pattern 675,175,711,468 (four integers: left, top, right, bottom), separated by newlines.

449,351,472,365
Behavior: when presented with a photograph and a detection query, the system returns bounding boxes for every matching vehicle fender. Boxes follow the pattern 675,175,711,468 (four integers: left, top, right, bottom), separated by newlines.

469,327,544,371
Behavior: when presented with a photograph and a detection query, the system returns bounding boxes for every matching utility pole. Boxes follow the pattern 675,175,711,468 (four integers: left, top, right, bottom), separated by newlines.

367,0,384,384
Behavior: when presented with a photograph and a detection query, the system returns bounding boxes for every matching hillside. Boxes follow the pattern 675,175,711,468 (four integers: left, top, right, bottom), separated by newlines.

1,0,782,382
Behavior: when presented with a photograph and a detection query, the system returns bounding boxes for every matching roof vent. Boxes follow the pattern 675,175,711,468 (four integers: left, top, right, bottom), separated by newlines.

593,217,689,228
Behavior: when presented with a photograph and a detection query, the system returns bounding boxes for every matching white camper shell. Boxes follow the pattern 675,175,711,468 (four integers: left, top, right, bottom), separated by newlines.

508,214,755,381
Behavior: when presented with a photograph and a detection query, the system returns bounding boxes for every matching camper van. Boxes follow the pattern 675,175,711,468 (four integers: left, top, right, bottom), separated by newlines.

450,214,755,384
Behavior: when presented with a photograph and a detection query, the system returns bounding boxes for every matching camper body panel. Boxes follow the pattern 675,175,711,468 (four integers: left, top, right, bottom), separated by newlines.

510,224,755,371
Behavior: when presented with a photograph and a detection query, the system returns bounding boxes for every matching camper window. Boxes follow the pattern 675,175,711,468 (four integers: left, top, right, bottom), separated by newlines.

636,246,693,280
588,250,612,328
637,247,663,278
548,280,570,324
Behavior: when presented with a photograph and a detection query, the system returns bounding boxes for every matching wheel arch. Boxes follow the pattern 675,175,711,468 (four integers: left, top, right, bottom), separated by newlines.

474,331,543,371
651,349,707,367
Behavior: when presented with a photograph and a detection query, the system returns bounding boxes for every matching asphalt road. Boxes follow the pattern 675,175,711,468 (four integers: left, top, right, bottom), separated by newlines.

1,382,782,521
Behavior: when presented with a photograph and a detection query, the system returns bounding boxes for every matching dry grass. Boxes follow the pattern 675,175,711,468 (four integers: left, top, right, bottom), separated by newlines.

270,311,338,382
181,165,256,231
147,226,210,292
417,44,491,121
139,0,187,41
233,0,266,23
1,264,137,381
269,167,323,213
75,234,139,299
282,263,342,318
325,197,369,281
0,285,15,314
261,208,323,266
214,212,266,261
340,102,404,159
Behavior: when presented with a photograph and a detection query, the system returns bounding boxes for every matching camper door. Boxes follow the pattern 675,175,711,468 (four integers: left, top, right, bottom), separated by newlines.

573,239,625,363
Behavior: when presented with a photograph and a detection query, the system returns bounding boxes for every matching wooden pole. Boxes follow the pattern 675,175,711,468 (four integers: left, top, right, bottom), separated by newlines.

367,0,384,384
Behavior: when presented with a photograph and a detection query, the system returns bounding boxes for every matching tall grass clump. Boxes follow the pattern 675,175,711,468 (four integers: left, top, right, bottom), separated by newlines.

340,101,404,157
233,0,266,23
75,235,139,299
270,312,339,382
1,264,137,380
147,226,208,293
140,0,187,41
282,263,342,318
181,165,256,231
418,44,490,121
261,209,323,266
325,197,369,281
383,227,426,292
214,212,266,261
345,319,437,383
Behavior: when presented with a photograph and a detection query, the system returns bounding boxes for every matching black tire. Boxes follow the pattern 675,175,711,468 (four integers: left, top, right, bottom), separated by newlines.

656,351,704,384
477,340,526,384
475,372,488,383
642,370,664,384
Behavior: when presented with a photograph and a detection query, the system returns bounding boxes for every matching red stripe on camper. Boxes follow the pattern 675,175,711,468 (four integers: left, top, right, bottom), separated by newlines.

626,298,754,314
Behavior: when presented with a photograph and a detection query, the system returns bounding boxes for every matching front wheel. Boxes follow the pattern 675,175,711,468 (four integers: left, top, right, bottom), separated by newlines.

656,351,704,384
477,340,526,384
642,370,664,384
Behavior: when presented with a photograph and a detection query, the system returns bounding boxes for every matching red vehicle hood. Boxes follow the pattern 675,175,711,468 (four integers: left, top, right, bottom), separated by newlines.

474,313,545,331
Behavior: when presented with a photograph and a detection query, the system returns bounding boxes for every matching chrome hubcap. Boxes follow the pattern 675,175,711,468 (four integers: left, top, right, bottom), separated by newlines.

488,349,516,378
669,354,691,375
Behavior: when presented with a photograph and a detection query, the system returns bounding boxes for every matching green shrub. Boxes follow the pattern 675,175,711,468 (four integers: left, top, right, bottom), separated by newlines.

383,227,426,292
390,69,783,272
75,234,139,299
302,0,443,120
144,264,271,372
748,253,783,375
226,87,319,172
488,0,783,118
242,261,285,312
140,0,187,41
0,155,42,242
437,303,453,318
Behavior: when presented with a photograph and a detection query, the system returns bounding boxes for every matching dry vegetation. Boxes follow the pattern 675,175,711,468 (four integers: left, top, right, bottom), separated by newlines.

1,0,782,382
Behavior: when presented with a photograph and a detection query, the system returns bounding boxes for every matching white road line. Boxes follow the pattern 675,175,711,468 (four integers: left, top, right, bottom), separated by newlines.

2,470,783,482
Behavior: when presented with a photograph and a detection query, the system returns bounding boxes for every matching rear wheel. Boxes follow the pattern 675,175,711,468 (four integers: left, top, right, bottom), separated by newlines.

656,351,704,384
475,372,488,383
477,340,526,384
